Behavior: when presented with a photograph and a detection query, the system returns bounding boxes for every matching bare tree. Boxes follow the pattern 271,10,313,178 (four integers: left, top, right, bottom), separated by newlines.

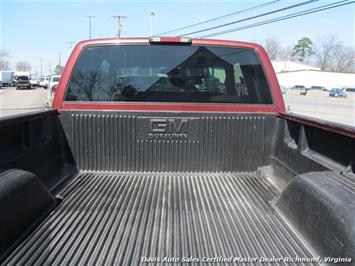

278,46,293,61
256,37,293,61
264,37,282,60
16,61,31,71
314,35,341,71
0,49,10,70
255,37,282,60
250,35,354,72
333,46,355,73
69,69,116,101
314,35,355,73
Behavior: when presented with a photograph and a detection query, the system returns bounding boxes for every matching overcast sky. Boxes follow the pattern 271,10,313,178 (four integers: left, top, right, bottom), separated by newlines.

0,0,354,75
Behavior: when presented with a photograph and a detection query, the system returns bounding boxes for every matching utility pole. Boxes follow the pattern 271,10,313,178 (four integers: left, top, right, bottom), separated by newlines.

150,12,155,36
40,58,43,77
58,52,61,66
111,15,127,38
84,15,95,39
48,60,51,75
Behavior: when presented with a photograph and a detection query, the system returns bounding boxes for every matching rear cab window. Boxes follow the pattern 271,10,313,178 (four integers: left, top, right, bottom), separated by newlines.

65,45,273,104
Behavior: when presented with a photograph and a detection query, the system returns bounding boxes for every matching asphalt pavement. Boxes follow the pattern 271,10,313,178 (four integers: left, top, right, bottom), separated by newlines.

283,90,355,127
0,86,49,117
0,86,354,127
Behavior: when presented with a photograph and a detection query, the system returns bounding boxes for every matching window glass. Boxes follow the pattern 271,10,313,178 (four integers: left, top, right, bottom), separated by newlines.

65,45,273,104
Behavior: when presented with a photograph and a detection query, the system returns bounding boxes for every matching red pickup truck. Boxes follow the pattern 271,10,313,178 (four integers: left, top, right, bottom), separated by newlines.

0,37,354,265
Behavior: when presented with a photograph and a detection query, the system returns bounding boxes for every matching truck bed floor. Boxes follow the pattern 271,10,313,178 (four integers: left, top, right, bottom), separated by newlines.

4,172,315,265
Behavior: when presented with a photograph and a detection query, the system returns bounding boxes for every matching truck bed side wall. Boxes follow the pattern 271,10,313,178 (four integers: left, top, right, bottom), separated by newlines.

271,116,354,183
0,111,77,190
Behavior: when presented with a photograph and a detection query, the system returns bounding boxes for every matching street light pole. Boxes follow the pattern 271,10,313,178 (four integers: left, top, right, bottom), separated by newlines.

111,15,127,38
58,52,61,66
150,12,155,36
84,16,96,39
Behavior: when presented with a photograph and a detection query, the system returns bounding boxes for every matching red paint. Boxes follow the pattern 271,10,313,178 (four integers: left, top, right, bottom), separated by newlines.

61,102,277,113
278,112,355,138
53,37,285,113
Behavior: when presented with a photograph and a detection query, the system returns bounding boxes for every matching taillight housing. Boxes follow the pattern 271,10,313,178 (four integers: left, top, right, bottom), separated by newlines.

149,37,192,45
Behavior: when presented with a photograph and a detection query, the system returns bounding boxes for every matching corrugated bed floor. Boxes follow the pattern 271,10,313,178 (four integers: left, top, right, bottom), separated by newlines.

4,172,316,265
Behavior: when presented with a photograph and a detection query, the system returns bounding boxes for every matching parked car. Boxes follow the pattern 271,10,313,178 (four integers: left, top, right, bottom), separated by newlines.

299,87,307,95
13,71,30,86
280,85,287,94
343,87,355,96
49,75,61,91
290,85,307,95
291,85,305,90
0,80,3,88
329,88,346,97
14,75,31,90
39,77,50,88
30,77,41,88
310,85,327,91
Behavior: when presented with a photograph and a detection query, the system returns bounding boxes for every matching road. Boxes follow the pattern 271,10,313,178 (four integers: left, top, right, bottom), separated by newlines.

0,86,354,127
0,86,49,117
283,90,355,127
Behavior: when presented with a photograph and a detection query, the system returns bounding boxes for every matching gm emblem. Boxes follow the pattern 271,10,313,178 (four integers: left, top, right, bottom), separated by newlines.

149,118,188,139
137,117,199,141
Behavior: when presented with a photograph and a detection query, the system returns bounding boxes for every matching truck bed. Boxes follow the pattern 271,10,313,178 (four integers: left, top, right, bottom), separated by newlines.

4,171,315,265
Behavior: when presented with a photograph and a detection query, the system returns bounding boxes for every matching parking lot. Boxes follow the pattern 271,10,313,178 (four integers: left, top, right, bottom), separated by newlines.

284,90,355,127
0,86,49,117
0,86,354,127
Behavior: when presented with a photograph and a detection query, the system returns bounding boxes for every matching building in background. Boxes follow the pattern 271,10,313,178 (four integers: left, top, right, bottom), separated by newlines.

272,61,355,90
272,61,320,73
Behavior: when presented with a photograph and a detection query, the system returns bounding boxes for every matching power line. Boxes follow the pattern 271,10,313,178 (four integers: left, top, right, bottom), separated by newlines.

177,0,318,37
158,0,284,36
199,0,353,38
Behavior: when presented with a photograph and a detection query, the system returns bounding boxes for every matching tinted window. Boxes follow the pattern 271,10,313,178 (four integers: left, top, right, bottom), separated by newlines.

332,88,342,93
18,76,29,80
53,77,60,82
65,45,273,104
